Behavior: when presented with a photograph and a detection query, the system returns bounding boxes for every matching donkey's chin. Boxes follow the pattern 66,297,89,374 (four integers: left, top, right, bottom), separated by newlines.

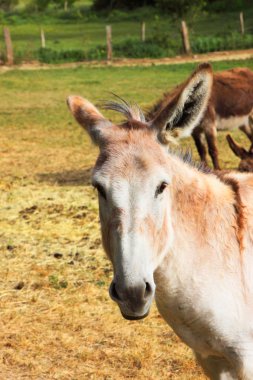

121,310,150,321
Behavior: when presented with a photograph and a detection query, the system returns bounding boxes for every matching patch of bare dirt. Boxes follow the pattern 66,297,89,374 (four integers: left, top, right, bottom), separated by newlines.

0,48,253,72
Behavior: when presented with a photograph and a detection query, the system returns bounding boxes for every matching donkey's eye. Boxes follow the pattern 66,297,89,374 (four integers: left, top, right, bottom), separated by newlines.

155,182,168,197
94,183,106,200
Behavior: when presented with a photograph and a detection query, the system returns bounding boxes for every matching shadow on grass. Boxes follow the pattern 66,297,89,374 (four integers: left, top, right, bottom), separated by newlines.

37,167,92,186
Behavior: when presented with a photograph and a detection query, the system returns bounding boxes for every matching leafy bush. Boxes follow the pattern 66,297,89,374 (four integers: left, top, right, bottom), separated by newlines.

30,30,253,64
192,32,253,53
37,47,86,63
37,46,107,63
149,24,181,53
106,7,157,22
36,41,171,63
113,39,167,58
85,45,107,60
56,8,83,20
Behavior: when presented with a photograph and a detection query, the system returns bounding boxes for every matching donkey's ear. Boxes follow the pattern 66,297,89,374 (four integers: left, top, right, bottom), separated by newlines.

152,63,213,144
67,96,112,145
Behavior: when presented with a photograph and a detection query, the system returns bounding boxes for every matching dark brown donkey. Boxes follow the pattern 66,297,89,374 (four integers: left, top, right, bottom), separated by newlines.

149,67,253,169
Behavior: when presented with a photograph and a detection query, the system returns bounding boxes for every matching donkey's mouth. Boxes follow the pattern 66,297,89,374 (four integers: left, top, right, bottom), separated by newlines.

121,310,149,321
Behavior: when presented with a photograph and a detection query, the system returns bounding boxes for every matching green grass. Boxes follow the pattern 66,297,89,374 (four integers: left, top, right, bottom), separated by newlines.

0,59,251,129
1,59,253,127
1,59,253,173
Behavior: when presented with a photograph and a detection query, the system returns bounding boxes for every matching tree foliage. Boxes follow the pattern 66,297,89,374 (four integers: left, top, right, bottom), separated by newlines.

92,0,155,11
0,0,18,11
92,0,252,15
155,0,205,17
29,0,77,11
206,0,252,12
92,0,203,14
1,0,252,15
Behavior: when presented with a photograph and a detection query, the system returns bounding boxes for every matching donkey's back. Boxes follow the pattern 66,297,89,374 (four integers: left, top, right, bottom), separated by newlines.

213,68,253,119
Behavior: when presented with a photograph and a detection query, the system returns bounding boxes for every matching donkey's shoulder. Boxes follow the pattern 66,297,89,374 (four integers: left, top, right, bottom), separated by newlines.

222,171,253,210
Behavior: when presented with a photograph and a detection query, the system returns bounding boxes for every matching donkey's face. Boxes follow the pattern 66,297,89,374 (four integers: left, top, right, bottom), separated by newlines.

67,63,213,320
93,130,173,319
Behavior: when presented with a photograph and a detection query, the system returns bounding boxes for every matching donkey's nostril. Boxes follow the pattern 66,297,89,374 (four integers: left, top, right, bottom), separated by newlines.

110,282,121,301
144,282,153,298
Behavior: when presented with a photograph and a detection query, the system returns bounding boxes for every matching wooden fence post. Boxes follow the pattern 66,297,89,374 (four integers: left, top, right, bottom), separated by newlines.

106,25,112,62
141,22,146,42
240,12,244,35
181,20,191,55
3,27,14,66
40,28,46,48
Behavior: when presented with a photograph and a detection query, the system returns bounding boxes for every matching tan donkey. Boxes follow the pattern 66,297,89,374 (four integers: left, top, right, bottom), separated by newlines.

68,64,253,380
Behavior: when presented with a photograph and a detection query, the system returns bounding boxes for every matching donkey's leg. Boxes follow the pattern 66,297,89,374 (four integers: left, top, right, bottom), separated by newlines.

239,124,253,143
192,127,208,165
203,107,220,170
195,353,238,380
205,127,220,170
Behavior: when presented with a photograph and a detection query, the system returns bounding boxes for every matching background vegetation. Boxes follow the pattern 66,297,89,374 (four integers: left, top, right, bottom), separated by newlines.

0,0,252,63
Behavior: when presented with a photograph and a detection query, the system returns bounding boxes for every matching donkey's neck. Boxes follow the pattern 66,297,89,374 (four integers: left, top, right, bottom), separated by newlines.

168,156,240,264
154,158,247,360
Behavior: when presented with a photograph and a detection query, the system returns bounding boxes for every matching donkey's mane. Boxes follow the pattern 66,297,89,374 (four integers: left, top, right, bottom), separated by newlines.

169,148,212,174
102,96,146,123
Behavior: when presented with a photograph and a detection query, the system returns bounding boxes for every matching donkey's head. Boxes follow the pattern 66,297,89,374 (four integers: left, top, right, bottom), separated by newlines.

226,134,253,172
67,63,213,320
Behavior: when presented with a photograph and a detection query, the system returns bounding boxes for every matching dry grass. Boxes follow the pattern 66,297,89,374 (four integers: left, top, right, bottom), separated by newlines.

1,61,253,379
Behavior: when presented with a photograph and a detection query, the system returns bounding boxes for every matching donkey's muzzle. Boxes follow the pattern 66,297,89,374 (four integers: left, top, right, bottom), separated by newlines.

121,310,150,321
109,280,154,319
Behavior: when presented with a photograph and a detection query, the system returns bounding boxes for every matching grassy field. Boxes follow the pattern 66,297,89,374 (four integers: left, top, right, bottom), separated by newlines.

1,59,253,379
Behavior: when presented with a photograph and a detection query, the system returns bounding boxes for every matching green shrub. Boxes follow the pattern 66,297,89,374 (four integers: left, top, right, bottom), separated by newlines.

148,25,181,53
56,8,83,20
106,7,157,22
37,40,171,63
37,47,86,63
31,31,253,64
85,45,107,60
113,39,168,58
192,32,253,54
